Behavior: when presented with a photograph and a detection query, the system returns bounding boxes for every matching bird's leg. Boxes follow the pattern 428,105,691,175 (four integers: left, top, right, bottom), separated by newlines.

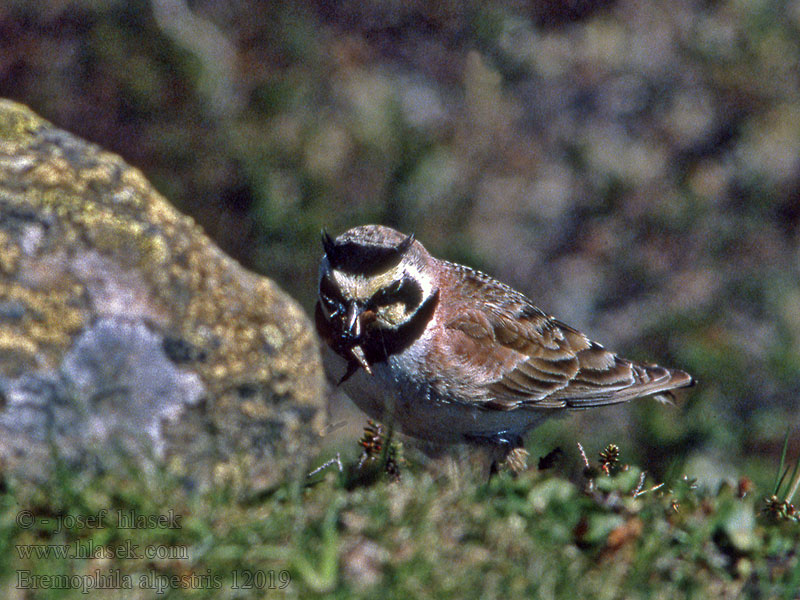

468,432,529,479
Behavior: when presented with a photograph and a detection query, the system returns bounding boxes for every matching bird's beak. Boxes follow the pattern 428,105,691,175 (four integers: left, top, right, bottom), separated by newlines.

345,301,364,341
341,301,373,377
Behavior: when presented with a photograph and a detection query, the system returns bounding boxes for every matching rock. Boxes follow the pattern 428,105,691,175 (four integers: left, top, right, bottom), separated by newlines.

0,99,325,489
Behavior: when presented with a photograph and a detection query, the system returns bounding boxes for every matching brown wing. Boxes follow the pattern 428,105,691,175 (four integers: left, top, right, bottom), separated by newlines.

440,263,694,411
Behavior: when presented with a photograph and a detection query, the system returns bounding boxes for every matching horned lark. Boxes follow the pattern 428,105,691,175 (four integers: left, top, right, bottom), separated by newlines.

315,225,694,472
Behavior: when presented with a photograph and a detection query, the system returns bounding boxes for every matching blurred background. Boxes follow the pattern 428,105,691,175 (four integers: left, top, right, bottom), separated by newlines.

2,0,799,489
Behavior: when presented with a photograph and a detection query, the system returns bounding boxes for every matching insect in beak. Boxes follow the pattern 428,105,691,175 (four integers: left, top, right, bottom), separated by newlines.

345,301,363,340
349,344,373,375
334,301,374,380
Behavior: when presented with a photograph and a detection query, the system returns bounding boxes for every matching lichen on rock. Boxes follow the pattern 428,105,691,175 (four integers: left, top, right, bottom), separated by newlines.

0,99,325,488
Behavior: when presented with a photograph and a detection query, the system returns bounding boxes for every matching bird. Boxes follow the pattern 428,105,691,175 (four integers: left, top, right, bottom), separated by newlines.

314,224,694,474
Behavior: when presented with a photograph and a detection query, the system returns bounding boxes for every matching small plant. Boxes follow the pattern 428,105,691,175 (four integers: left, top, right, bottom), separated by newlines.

357,419,404,481
357,420,385,467
763,429,800,522
598,444,620,475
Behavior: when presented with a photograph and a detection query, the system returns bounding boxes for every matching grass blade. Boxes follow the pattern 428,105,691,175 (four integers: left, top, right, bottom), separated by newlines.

773,428,791,496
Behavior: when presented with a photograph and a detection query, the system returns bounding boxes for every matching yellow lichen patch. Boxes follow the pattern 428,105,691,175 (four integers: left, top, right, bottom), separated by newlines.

210,363,231,381
79,163,118,194
145,234,171,275
144,189,190,230
120,164,155,197
40,188,90,216
83,210,144,253
0,231,20,274
0,279,88,375
240,400,272,419
1,281,88,347
65,205,173,275
0,99,49,143
261,323,285,349
0,331,37,355
30,156,75,188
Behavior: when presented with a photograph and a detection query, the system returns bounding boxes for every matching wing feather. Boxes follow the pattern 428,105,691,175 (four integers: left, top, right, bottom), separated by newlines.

439,262,694,411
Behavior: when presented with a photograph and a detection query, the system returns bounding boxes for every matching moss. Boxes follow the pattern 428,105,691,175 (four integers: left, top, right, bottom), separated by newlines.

6,448,798,599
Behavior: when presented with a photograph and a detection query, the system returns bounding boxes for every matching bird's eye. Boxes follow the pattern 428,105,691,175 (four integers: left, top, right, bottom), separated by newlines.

320,275,343,300
320,293,337,311
319,275,345,312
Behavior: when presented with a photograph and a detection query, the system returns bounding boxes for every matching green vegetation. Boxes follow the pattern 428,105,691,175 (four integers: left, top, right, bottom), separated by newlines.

3,432,798,599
